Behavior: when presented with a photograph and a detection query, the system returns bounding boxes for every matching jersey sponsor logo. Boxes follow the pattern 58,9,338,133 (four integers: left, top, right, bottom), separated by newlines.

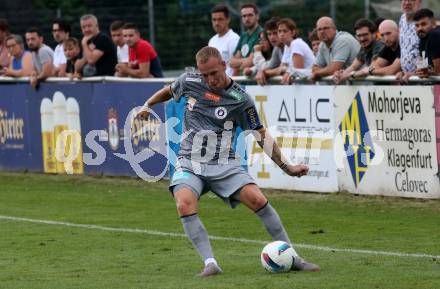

246,107,261,129
229,90,245,101
187,97,197,111
241,44,250,57
185,77,202,83
215,106,228,119
204,92,221,102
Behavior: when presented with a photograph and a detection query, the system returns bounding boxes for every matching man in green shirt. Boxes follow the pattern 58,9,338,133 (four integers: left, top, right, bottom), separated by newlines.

230,3,263,75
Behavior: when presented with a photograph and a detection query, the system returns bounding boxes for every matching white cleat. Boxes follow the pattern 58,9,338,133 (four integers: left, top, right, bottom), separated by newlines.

196,262,223,277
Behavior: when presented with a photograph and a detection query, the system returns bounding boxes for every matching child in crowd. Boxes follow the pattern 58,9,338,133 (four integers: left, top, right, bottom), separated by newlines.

308,29,320,56
63,37,82,78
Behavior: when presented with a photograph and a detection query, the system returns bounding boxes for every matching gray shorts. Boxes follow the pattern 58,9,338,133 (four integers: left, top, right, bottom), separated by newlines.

169,158,256,208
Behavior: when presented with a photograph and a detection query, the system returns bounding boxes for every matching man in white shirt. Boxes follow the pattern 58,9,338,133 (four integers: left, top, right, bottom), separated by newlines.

52,18,70,76
110,20,129,64
208,4,239,76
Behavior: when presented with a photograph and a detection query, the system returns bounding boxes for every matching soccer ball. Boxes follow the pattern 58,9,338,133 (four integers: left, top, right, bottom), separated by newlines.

260,241,295,273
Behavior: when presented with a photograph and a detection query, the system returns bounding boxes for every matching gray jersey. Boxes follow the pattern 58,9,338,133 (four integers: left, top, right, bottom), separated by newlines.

170,72,262,164
32,44,54,74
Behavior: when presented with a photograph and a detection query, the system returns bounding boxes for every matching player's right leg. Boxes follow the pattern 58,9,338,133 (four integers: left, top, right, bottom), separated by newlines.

172,183,222,277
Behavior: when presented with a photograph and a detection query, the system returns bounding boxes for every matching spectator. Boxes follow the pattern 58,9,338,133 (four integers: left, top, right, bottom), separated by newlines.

277,18,315,84
243,31,273,77
52,18,70,76
414,8,440,77
230,3,263,75
396,0,422,82
110,20,129,64
63,37,82,78
116,23,163,78
333,18,384,84
0,18,10,69
25,27,54,88
311,17,360,81
369,20,401,76
253,17,284,86
308,29,320,56
208,4,239,76
75,14,117,77
0,34,33,77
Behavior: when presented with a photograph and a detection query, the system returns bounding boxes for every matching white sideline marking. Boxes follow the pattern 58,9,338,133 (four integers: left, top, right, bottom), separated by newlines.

1,215,439,259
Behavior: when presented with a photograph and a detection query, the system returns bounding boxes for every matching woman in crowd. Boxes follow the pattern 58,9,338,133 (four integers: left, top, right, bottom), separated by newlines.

243,31,273,77
277,18,315,84
0,34,33,77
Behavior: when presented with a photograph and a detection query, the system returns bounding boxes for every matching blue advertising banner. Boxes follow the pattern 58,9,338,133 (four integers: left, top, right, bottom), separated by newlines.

0,81,168,179
89,83,167,178
0,84,36,171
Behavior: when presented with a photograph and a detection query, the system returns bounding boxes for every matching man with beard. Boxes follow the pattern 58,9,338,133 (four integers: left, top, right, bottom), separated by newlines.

230,3,263,75
25,27,54,89
368,20,401,76
333,18,384,84
52,18,70,76
413,8,440,77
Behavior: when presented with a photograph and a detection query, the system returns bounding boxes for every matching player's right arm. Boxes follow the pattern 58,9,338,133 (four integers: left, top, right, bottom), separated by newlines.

137,85,172,120
237,98,308,177
255,127,309,177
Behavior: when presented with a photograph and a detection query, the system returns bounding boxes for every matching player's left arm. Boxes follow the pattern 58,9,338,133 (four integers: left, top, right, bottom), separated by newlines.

255,127,309,177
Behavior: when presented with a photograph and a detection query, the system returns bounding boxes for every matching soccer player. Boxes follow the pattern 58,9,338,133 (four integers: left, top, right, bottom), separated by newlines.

136,46,320,277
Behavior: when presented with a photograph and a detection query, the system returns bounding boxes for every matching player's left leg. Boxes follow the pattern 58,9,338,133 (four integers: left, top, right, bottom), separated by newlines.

239,184,292,245
239,184,320,272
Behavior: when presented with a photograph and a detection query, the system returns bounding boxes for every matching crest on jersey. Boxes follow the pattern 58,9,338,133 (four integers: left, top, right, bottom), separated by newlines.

241,44,250,57
215,106,228,119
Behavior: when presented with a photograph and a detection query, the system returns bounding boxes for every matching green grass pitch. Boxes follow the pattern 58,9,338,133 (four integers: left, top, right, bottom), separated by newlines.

0,172,439,289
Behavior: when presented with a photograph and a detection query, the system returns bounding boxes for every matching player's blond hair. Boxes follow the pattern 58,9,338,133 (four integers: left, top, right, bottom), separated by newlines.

195,46,222,64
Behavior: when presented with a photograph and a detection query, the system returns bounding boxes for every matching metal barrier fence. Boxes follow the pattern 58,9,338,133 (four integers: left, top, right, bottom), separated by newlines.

2,75,440,84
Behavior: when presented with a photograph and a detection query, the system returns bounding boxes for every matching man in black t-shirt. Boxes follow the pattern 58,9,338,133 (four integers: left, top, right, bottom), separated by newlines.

414,9,440,77
369,20,401,76
75,14,117,76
